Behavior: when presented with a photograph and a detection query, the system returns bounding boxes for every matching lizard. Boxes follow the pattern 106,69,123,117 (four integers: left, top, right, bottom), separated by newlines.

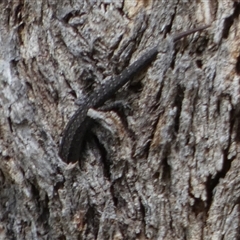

59,25,210,163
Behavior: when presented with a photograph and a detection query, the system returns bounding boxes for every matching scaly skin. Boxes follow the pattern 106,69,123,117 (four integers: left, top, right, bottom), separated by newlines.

59,25,210,163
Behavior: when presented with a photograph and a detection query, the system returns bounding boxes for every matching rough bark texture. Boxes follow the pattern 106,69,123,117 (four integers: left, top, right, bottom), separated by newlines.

0,0,239,239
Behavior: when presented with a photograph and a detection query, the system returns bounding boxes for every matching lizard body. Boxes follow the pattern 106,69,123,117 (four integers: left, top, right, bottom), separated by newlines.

59,25,209,163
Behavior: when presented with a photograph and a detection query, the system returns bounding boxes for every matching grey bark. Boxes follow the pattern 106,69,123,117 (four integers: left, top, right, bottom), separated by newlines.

0,0,239,239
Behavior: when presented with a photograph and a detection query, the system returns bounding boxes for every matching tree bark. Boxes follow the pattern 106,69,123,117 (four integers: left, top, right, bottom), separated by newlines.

0,0,239,239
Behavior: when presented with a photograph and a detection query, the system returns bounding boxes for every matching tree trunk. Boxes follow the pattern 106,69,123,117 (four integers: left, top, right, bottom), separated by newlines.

0,0,239,239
